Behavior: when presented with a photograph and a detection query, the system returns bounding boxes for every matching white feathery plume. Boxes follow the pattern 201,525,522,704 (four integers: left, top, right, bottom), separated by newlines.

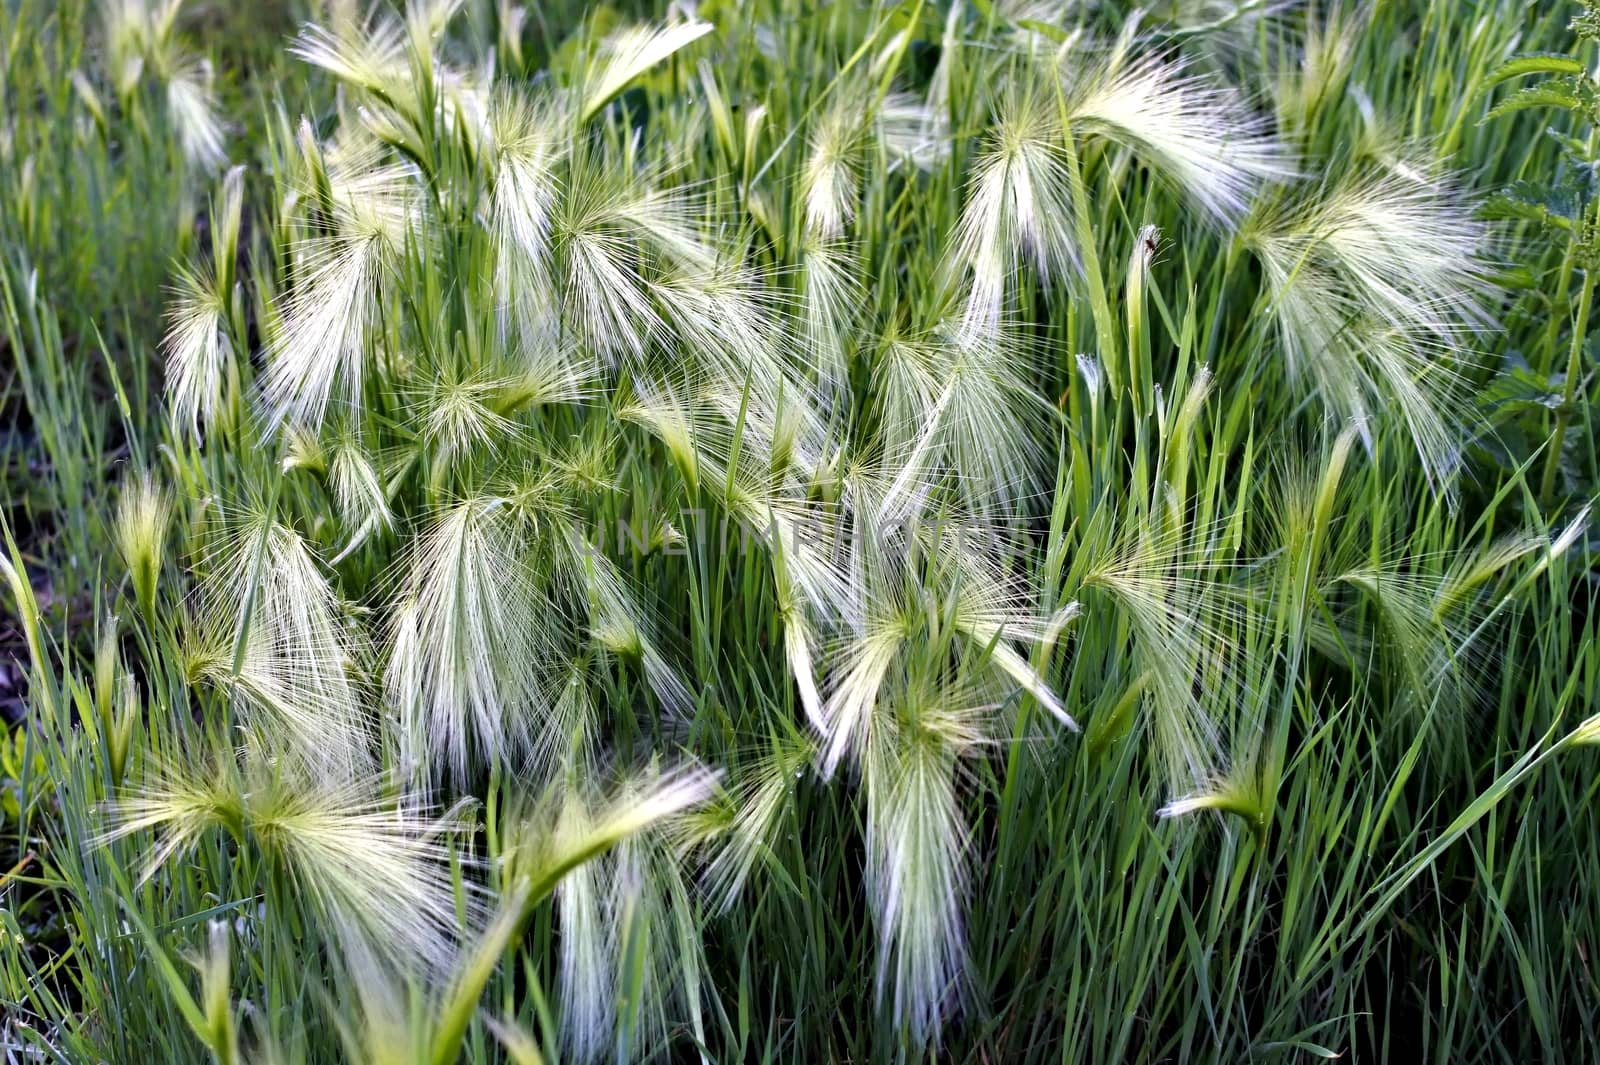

99,2,231,170
1079,521,1235,798
876,90,951,173
1274,5,1361,131
551,165,718,360
763,494,856,620
616,378,703,492
103,752,472,972
488,91,562,231
100,752,245,882
103,0,154,97
264,145,418,429
419,370,522,464
554,792,615,1064
994,0,1082,50
1248,165,1496,484
819,617,908,779
1330,526,1557,713
162,263,228,439
1307,168,1496,339
1252,250,1371,429
409,0,466,37
874,324,1051,517
403,0,467,69
294,3,487,159
801,97,863,238
587,765,721,845
869,341,952,524
561,531,696,716
490,90,565,351
386,598,429,789
1155,793,1221,819
932,326,1052,517
703,734,813,910
609,184,719,272
609,825,709,1060
290,15,408,98
523,662,597,789
328,433,392,534
115,472,170,619
502,766,720,896
166,58,227,170
257,781,472,972
436,61,495,156
579,17,714,123
197,515,374,777
1066,50,1294,225
263,232,382,428
163,163,243,441
865,722,968,1047
545,152,767,391
390,497,553,784
563,220,660,359
950,90,1077,341
942,535,1080,728
781,604,827,731
649,262,789,405
321,136,421,240
620,374,839,570
799,237,860,401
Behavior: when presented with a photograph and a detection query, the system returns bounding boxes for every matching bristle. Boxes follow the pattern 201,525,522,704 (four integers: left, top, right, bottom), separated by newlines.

195,514,375,776
166,59,227,170
104,752,470,972
866,724,968,1047
802,97,864,238
1067,51,1294,224
950,89,1078,341
579,17,714,123
1249,165,1496,487
393,497,553,784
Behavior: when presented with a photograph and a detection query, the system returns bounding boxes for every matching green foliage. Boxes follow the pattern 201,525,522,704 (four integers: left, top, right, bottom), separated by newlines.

0,728,44,826
1482,1,1600,499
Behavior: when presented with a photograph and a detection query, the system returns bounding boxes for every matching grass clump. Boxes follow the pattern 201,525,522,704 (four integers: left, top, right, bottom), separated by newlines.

1,0,1598,1062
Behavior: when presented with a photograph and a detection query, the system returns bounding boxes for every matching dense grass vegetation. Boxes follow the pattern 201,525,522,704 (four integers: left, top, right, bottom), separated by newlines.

2,0,1598,1060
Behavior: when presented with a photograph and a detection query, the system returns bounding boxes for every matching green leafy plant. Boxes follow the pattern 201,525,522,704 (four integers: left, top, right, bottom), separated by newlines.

1482,0,1600,498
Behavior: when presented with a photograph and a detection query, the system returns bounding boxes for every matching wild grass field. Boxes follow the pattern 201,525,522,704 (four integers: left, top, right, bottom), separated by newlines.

1,0,1597,1061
